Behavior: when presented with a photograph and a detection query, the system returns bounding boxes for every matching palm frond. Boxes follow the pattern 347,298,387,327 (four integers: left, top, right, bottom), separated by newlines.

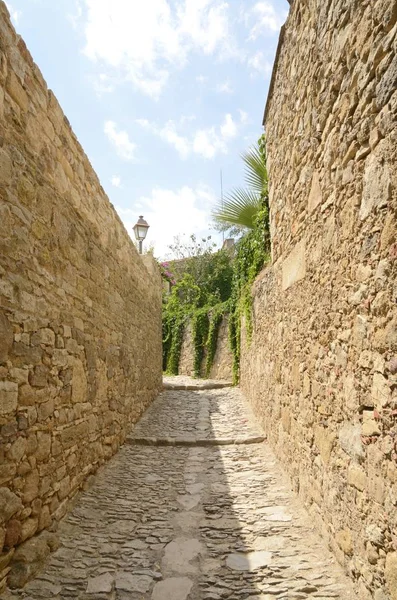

212,189,261,229
242,145,268,194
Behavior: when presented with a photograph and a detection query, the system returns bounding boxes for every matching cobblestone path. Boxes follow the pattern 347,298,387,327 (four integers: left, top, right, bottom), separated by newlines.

9,378,357,600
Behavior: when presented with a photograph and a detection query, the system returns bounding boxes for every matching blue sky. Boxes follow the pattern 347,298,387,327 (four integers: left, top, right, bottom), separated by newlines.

6,0,289,258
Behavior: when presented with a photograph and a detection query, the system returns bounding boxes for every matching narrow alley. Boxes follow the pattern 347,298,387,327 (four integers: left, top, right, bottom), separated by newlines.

8,379,357,600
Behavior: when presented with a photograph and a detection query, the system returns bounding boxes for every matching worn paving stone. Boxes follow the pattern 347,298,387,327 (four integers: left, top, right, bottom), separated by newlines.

152,576,193,600
226,551,273,571
86,573,113,594
11,377,357,599
128,384,263,442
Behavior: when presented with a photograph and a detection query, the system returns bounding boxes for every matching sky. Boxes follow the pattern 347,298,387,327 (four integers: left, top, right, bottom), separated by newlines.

5,0,289,259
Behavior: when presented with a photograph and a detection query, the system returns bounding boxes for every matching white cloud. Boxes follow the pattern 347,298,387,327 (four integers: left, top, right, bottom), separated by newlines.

196,74,207,84
239,109,249,124
161,123,191,159
111,176,121,187
180,115,197,125
192,114,236,159
138,119,191,160
104,121,137,161
92,73,114,96
81,0,231,98
248,2,287,38
177,0,230,55
247,50,273,77
216,80,233,94
115,184,218,258
220,113,237,139
4,1,21,24
68,0,83,29
136,113,238,160
193,128,225,159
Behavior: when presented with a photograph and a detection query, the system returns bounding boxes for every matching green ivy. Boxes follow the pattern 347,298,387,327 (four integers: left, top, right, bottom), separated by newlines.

205,302,228,377
163,301,228,378
192,308,210,378
162,315,172,371
161,245,233,377
165,315,185,375
228,308,240,384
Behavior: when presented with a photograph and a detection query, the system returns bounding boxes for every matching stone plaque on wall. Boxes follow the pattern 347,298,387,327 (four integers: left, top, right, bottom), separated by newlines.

282,239,306,290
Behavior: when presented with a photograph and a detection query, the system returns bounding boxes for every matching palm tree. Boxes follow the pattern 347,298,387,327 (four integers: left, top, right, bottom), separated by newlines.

212,140,268,231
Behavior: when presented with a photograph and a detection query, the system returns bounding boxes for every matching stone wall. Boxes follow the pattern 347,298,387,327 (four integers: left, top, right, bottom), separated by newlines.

179,316,233,381
241,0,397,598
0,2,162,589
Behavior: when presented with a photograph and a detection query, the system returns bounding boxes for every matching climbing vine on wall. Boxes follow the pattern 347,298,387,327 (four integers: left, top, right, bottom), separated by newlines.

163,314,186,375
205,302,227,377
161,243,233,377
163,301,229,378
192,309,210,378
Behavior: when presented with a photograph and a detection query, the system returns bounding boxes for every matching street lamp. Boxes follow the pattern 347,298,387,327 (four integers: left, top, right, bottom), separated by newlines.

133,215,150,254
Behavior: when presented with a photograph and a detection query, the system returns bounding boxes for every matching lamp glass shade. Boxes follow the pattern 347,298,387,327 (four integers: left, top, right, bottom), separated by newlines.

133,216,149,241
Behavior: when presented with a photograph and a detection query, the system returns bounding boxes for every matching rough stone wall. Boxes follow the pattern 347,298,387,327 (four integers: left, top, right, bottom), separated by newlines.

178,316,233,380
0,2,162,589
241,1,397,598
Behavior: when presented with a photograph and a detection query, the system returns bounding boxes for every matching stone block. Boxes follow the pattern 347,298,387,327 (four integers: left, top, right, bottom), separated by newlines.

4,520,21,548
35,432,51,461
60,421,89,449
0,464,16,486
7,531,58,589
30,328,55,347
308,171,322,213
281,408,291,432
37,398,54,422
38,506,51,531
0,85,4,118
360,146,392,220
0,148,12,185
0,549,14,571
0,488,23,524
362,419,381,437
12,343,42,367
8,437,27,462
71,358,87,404
376,54,397,108
0,527,5,551
0,311,13,363
7,71,29,111
372,373,391,408
22,470,39,504
347,464,367,491
314,425,335,465
28,365,49,388
338,424,365,462
335,528,353,556
0,382,18,416
282,239,306,291
385,552,397,600
58,476,70,500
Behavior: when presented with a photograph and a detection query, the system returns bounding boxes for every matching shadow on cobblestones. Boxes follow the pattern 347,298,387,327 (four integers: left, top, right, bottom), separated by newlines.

7,381,356,599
